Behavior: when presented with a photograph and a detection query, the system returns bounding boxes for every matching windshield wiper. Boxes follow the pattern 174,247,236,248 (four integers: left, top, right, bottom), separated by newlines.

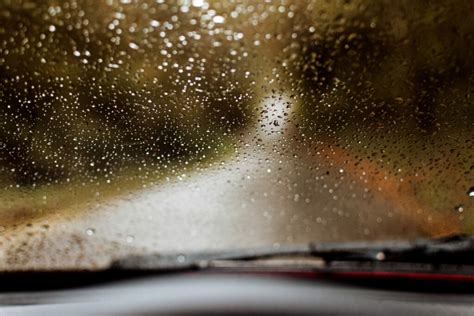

112,234,474,274
1,234,472,292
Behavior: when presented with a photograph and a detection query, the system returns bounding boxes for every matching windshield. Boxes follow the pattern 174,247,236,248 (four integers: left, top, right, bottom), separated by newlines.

0,0,473,270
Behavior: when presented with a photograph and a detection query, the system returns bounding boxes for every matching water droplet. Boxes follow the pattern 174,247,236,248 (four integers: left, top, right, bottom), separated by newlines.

192,0,204,7
85,228,95,236
128,42,139,50
468,187,474,197
176,254,186,263
375,252,385,261
212,16,225,24
454,204,464,213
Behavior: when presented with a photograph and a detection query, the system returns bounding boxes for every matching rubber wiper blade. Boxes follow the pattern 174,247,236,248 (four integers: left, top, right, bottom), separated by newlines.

309,234,474,264
112,234,474,271
112,244,312,271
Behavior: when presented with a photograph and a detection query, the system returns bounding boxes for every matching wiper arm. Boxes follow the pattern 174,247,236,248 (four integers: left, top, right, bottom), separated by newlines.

112,234,474,273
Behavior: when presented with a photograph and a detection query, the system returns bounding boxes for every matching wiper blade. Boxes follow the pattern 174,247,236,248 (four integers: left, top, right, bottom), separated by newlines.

113,243,313,271
310,234,474,264
112,234,474,273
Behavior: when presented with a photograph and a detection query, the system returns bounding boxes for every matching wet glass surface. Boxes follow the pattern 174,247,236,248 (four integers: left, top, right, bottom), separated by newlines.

0,0,473,270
